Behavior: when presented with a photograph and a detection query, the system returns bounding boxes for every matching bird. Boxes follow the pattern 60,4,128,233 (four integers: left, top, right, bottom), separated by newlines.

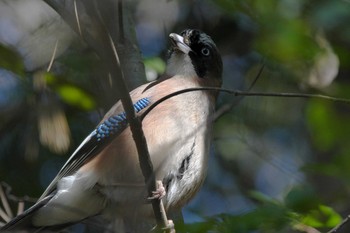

0,29,223,232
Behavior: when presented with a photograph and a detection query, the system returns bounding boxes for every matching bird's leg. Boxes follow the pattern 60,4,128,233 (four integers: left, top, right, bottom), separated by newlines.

148,180,166,200
149,220,175,233
163,219,175,233
147,181,175,232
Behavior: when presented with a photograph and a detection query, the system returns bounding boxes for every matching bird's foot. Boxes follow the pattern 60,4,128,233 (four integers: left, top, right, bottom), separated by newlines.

150,220,175,233
148,180,166,200
163,220,175,233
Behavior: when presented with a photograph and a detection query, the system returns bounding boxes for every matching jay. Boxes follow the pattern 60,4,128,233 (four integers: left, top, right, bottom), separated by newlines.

0,29,223,232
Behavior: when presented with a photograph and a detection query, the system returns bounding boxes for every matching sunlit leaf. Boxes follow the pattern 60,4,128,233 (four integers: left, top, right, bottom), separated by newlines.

57,85,95,110
301,205,342,228
319,205,342,227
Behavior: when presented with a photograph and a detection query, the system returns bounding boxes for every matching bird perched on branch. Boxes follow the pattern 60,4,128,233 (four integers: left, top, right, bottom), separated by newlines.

0,29,222,232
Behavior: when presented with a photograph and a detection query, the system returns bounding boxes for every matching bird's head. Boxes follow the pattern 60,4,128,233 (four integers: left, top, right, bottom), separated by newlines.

166,29,222,87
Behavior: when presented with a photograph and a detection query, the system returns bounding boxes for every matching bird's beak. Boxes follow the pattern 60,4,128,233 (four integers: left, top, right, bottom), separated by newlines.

169,33,192,54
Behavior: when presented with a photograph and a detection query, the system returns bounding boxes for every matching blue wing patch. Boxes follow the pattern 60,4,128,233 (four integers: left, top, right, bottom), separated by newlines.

38,97,151,199
134,97,150,112
96,97,150,141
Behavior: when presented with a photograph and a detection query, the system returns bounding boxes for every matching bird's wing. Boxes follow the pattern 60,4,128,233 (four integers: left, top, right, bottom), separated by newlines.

39,97,151,200
0,195,54,231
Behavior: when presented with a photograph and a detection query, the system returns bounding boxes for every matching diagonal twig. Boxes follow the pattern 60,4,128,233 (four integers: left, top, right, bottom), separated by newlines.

46,39,59,72
73,0,82,36
213,63,265,121
0,184,12,220
42,0,169,231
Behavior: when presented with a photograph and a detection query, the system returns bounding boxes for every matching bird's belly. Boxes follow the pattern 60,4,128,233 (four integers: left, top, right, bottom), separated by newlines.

96,91,213,210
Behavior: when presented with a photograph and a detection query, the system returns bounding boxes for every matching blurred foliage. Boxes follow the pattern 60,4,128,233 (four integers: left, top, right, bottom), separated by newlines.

0,45,25,77
1,0,350,232
56,84,95,110
144,57,166,81
178,187,342,232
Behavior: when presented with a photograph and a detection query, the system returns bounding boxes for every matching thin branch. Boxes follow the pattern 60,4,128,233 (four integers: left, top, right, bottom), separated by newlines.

43,0,102,54
0,182,37,224
236,91,350,103
105,2,168,230
46,39,59,72
0,184,12,219
108,33,169,230
42,1,168,231
0,182,37,204
214,63,264,121
16,202,24,216
247,63,265,92
0,208,10,224
294,223,321,233
140,87,350,121
73,0,82,36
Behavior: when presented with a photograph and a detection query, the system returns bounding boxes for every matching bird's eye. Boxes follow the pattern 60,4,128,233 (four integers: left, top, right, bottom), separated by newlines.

201,47,210,56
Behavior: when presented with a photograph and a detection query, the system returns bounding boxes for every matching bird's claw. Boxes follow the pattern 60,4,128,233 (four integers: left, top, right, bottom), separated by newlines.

148,180,166,200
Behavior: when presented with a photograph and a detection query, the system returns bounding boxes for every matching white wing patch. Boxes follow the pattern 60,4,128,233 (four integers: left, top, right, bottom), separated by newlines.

33,171,105,226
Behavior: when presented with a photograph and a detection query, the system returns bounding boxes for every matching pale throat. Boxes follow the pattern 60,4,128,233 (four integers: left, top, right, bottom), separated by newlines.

165,53,197,78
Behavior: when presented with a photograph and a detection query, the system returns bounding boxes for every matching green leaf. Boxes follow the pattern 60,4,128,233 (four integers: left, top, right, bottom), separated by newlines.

319,205,342,227
306,99,348,151
43,72,57,84
285,186,320,214
0,45,25,76
57,84,95,110
302,205,342,228
144,57,166,74
256,18,318,62
177,199,294,233
249,191,280,205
